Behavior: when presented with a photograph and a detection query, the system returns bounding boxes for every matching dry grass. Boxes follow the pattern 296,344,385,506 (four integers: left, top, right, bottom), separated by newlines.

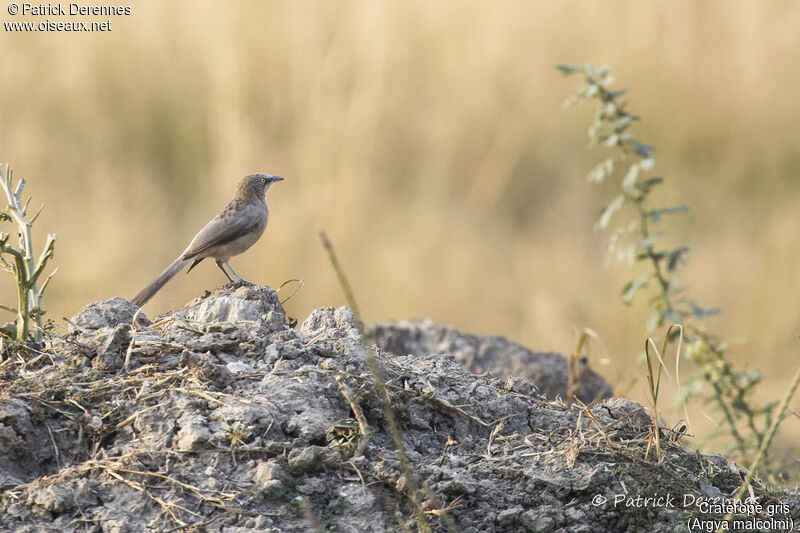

1,1,799,462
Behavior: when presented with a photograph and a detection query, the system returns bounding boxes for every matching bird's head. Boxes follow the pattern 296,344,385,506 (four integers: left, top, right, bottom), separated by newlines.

238,173,284,200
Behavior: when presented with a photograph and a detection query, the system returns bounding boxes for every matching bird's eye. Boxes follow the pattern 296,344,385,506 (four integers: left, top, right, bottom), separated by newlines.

261,177,267,183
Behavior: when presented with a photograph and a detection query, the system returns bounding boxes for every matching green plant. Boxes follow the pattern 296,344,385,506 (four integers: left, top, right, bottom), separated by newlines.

643,325,683,462
559,64,792,482
0,165,57,344
567,327,597,405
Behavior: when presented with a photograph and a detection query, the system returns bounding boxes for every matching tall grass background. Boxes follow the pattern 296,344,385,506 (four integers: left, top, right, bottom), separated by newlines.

1,1,799,469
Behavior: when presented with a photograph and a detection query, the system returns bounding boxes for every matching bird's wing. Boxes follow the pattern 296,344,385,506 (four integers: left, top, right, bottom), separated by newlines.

182,206,261,260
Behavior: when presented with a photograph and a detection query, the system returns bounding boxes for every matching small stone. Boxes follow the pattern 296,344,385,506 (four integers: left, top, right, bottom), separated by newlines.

288,446,324,471
528,513,555,533
91,324,130,372
174,416,212,451
227,361,254,375
254,461,287,485
497,505,523,525
599,397,651,428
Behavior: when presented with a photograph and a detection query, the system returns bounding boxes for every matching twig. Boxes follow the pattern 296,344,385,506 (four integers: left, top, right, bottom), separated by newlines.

347,459,368,497
115,403,165,429
419,387,489,427
278,278,305,305
111,466,235,503
0,165,57,343
37,267,58,299
161,511,232,533
336,375,372,456
45,423,61,470
29,203,46,224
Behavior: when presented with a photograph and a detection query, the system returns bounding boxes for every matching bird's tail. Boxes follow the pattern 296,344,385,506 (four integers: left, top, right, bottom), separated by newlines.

130,255,190,307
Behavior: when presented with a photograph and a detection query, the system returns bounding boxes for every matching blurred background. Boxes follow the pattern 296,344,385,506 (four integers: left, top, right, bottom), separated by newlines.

1,1,798,466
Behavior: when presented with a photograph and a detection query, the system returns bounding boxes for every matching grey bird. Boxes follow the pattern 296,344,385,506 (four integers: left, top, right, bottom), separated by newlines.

130,173,284,307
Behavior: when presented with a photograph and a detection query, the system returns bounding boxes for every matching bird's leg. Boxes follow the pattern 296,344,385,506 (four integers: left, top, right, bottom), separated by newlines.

215,260,236,283
225,261,252,285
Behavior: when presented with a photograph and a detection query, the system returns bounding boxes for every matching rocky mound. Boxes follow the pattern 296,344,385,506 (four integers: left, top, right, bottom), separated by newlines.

367,320,613,403
0,286,797,532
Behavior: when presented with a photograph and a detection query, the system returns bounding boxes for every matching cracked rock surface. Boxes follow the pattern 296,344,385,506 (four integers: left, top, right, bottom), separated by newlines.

0,286,797,532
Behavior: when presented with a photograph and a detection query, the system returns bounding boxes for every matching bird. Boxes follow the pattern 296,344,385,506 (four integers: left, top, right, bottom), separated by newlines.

130,173,283,307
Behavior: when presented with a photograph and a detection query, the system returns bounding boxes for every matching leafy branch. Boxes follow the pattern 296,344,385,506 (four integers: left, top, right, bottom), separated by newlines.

558,64,791,482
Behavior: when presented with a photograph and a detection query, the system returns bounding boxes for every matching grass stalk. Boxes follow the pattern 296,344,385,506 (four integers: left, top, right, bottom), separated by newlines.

318,230,434,533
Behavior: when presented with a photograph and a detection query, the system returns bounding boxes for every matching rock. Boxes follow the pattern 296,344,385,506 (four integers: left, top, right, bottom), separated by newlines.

0,398,53,485
0,285,796,532
174,413,212,451
227,361,254,375
91,323,130,371
181,284,287,334
497,505,524,525
598,397,652,429
253,461,287,485
528,513,556,533
69,297,147,332
367,319,613,403
300,306,361,340
27,479,98,514
288,445,325,470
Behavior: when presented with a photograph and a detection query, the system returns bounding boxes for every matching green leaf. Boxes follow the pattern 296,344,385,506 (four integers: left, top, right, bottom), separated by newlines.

615,243,637,265
595,194,625,230
638,231,664,249
601,133,619,147
611,115,634,131
640,158,656,170
587,158,614,183
666,246,690,272
646,311,666,331
621,163,640,190
626,138,655,158
648,205,693,223
556,63,580,76
621,273,651,304
677,298,721,319
607,221,638,265
636,177,663,195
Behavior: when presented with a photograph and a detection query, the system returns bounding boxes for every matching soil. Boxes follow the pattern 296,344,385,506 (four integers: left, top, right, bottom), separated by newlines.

0,285,797,532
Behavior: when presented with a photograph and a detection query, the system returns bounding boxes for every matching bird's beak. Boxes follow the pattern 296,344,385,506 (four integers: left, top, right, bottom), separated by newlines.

271,176,284,183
